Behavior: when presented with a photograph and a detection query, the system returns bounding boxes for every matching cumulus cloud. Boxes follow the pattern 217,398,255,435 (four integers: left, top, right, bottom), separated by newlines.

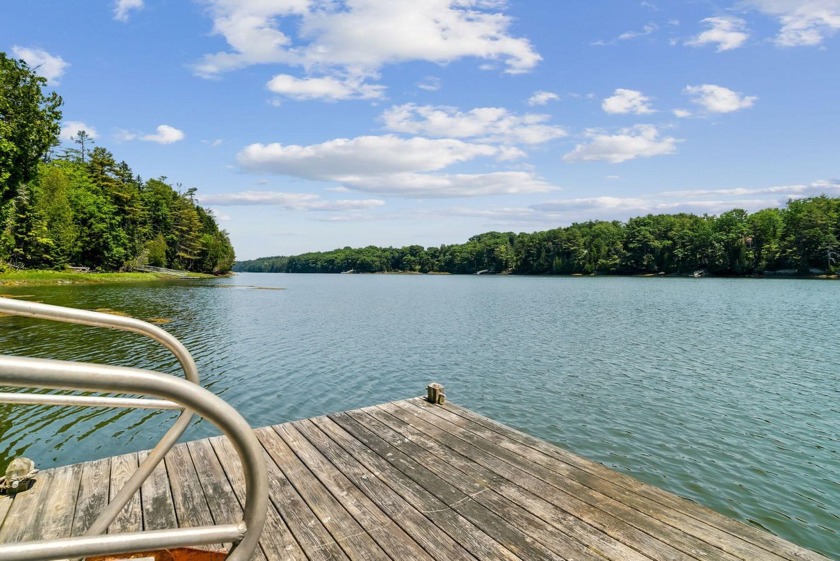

380,104,566,145
114,0,144,22
118,125,186,144
602,89,655,115
141,125,185,144
11,46,69,85
528,90,560,106
686,16,749,51
745,0,840,46
60,121,98,142
563,125,679,164
684,84,757,113
266,74,385,101
238,135,507,178
194,0,541,96
202,191,386,211
236,134,553,197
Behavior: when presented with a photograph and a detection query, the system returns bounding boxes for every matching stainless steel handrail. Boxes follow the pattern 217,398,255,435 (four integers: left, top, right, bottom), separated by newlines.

0,298,268,561
0,298,199,536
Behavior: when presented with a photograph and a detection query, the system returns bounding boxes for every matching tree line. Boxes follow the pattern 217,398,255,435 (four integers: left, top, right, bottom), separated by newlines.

234,197,840,276
0,52,234,273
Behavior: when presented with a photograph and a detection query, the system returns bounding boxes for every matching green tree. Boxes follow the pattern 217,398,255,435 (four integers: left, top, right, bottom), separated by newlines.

0,52,63,203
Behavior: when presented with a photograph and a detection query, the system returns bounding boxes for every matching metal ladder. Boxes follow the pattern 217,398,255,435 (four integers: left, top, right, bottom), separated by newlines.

0,297,268,561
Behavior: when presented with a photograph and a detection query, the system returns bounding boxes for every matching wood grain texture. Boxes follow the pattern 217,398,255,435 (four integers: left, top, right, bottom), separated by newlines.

108,452,142,534
71,457,111,536
209,435,303,561
0,397,830,561
138,449,177,532
415,398,831,561
29,463,82,541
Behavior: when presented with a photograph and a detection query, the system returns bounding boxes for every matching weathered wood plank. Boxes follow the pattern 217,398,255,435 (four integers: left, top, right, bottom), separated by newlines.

209,435,299,561
0,470,54,543
277,421,435,561
0,496,12,531
379,402,666,561
137,449,177,532
165,442,223,552
0,397,829,561
311,415,521,561
108,452,142,534
187,439,241,527
400,401,742,560
255,426,387,561
29,463,82,541
415,398,832,561
71,457,111,536
333,410,566,561
259,452,351,561
363,405,654,561
295,418,480,561
389,401,734,561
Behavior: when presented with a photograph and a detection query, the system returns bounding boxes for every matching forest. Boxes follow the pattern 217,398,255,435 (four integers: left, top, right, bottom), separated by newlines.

0,53,234,274
235,196,840,277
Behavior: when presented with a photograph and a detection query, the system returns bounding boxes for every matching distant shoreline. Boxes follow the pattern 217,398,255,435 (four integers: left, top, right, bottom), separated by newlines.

237,270,839,280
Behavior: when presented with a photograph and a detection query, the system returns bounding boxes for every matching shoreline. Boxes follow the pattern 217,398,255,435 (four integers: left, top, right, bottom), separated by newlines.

0,270,221,287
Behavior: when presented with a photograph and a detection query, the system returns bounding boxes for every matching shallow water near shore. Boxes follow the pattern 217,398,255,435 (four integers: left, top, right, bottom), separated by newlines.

1,273,838,558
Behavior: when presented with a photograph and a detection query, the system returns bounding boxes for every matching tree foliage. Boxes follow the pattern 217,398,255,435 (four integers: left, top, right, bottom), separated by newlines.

0,50,234,274
0,52,63,204
235,197,840,277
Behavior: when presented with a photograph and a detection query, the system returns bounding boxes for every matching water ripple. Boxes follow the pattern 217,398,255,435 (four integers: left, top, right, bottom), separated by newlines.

0,275,838,558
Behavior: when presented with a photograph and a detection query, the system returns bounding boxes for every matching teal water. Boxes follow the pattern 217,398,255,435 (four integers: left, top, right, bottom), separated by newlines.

1,274,838,558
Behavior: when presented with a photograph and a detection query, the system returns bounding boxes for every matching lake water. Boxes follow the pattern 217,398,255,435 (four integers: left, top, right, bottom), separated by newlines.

1,273,838,558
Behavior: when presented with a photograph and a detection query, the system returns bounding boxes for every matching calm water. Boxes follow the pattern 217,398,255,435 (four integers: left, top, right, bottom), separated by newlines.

1,274,838,558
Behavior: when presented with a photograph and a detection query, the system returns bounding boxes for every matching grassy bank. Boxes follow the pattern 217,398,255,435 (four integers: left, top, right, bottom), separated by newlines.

0,270,217,286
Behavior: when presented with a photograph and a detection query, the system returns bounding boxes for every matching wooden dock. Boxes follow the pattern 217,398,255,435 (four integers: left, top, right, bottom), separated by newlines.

0,397,831,561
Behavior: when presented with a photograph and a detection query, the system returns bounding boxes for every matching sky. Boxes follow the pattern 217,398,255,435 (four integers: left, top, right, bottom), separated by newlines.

2,0,840,259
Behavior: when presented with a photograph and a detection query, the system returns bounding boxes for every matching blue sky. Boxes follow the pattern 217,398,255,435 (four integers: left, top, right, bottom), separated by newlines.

3,1,839,259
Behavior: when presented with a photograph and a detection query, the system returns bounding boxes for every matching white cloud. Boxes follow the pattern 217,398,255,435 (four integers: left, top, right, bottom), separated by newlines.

341,171,554,198
141,125,186,144
266,74,385,101
238,135,508,178
592,22,658,45
602,89,655,115
236,134,553,197
684,84,757,113
417,76,441,91
563,125,678,164
528,90,560,106
194,0,541,82
11,46,69,85
617,22,659,41
673,108,692,118
381,104,566,145
202,191,386,211
686,16,749,51
60,121,98,142
118,125,185,144
662,179,840,198
114,0,144,22
745,0,840,46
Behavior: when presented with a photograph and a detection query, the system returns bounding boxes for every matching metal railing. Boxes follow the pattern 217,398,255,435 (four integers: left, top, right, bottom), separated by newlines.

0,298,268,561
